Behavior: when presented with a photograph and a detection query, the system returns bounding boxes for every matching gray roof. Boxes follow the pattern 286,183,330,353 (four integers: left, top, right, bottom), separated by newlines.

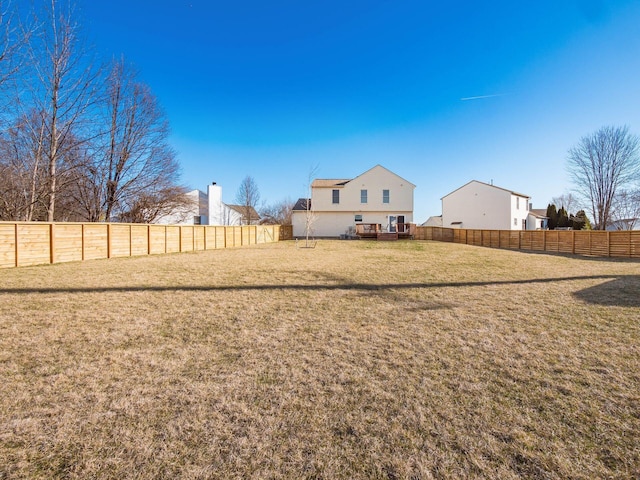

292,198,311,211
529,209,548,218
227,204,260,219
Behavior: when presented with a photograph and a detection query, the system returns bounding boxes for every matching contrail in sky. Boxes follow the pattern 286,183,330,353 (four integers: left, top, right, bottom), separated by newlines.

460,93,509,101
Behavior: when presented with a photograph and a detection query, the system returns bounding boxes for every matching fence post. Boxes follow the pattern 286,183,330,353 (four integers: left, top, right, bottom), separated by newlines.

14,223,19,267
82,224,86,261
607,231,610,257
49,223,55,264
164,226,168,253
147,225,151,255
106,224,111,258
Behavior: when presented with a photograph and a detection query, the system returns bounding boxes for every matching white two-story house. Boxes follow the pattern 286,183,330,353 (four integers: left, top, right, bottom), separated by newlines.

291,165,415,237
154,183,259,226
442,180,532,230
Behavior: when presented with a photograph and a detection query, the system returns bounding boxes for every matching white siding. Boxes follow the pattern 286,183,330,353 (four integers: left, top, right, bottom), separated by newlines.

511,194,530,230
207,185,243,225
442,181,530,230
154,189,207,225
526,213,546,230
295,165,415,237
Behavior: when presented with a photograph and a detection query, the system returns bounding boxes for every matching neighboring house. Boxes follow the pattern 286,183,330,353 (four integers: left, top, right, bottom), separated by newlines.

528,208,549,230
422,215,443,227
207,184,260,225
442,180,534,230
607,218,640,231
154,183,260,226
291,165,415,238
154,189,208,225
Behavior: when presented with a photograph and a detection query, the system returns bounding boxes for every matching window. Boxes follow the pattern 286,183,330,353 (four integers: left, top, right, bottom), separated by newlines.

514,218,518,226
361,189,367,203
193,215,202,225
355,214,363,222
383,189,390,204
332,189,340,204
516,197,520,209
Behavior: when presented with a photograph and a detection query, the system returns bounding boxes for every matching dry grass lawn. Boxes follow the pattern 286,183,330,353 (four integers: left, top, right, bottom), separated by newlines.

0,240,639,479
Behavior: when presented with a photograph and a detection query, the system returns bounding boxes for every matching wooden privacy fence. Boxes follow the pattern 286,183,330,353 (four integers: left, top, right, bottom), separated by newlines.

0,222,285,268
279,224,293,241
416,226,640,259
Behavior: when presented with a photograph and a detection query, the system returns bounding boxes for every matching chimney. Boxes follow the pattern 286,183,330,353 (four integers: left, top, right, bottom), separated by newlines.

208,183,224,225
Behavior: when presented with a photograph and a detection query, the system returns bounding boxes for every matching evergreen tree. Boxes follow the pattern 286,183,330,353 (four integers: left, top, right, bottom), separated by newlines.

557,207,570,228
546,204,558,229
572,210,592,230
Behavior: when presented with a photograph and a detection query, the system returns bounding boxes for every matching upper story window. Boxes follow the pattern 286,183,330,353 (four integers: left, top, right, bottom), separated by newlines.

383,189,390,204
361,189,368,203
332,189,340,204
516,197,520,209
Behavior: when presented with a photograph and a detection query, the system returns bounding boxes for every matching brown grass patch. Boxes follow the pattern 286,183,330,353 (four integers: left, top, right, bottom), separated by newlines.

0,240,639,479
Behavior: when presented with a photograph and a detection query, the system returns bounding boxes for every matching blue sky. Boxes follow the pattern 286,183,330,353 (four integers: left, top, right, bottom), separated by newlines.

81,0,640,222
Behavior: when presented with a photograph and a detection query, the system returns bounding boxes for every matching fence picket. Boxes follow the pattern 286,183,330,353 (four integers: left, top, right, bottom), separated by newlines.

416,226,639,259
0,222,284,268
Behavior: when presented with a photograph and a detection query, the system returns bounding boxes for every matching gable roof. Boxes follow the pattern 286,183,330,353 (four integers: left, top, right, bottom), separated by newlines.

311,179,350,188
529,209,548,218
441,180,530,200
311,165,415,189
354,164,416,187
292,198,311,211
421,215,443,227
227,204,260,219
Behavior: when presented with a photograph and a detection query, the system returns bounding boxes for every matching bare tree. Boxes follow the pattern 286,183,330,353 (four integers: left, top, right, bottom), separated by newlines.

117,186,190,223
0,1,31,119
567,125,640,229
0,3,184,224
260,198,294,224
234,175,260,225
300,164,319,247
611,189,640,230
551,193,577,215
21,0,100,221
0,110,49,220
71,57,183,222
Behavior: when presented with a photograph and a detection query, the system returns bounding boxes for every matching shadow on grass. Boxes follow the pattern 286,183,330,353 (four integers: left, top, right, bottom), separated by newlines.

572,276,640,307
512,249,640,263
2,275,638,306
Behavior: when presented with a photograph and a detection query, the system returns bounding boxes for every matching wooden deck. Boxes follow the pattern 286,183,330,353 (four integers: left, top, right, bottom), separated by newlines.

354,223,416,241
